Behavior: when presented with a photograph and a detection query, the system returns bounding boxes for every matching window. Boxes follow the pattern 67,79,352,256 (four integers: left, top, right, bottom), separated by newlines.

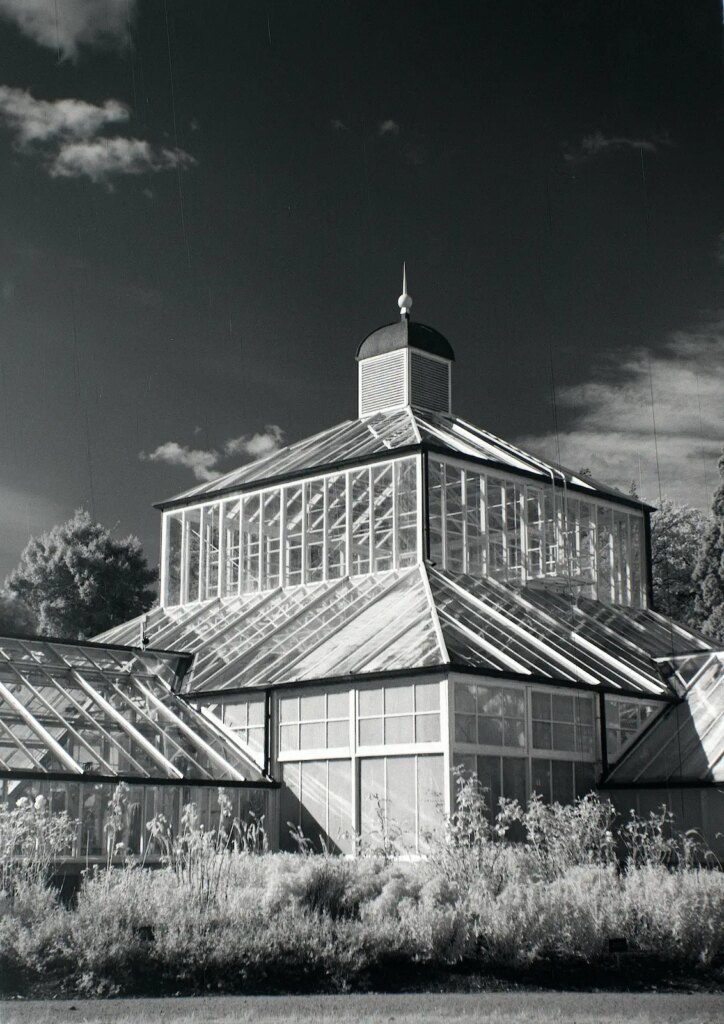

531,690,594,756
358,681,441,747
531,758,596,803
222,697,265,762
278,690,350,753
281,759,353,854
455,682,525,749
455,753,528,816
605,697,657,760
221,500,241,595
359,754,444,854
200,504,220,600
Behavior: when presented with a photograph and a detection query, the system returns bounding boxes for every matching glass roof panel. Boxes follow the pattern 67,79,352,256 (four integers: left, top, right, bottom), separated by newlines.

0,636,267,784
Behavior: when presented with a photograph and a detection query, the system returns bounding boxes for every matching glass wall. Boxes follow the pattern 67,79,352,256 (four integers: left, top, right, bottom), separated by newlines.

2,778,270,859
162,456,420,606
453,678,599,812
428,456,647,607
276,678,445,855
604,696,659,762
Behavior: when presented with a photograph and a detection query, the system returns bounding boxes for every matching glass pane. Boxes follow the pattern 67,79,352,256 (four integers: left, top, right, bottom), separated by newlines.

359,757,385,838
552,723,576,752
575,761,596,798
395,458,418,568
531,759,551,802
503,717,525,748
328,759,353,854
478,686,502,717
327,719,349,748
221,499,241,595
478,717,504,746
417,754,444,850
300,721,326,750
165,512,182,605
372,464,394,572
184,507,201,602
200,504,220,600
359,717,383,746
456,682,476,716
350,469,371,575
455,713,476,743
476,754,501,815
385,684,413,715
279,696,299,723
552,694,574,723
299,694,325,721
300,760,327,845
386,755,416,846
385,715,414,745
241,493,261,592
326,473,348,580
359,687,383,717
415,713,440,743
279,724,298,752
445,464,464,572
503,689,525,717
531,691,551,720
551,760,574,804
415,682,439,713
428,459,444,565
465,470,486,576
305,479,325,583
502,756,527,805
532,721,552,749
327,690,349,718
261,490,281,589
284,485,303,586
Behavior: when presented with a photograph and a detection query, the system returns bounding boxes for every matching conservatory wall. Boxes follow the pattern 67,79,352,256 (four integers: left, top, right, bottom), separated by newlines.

161,455,421,607
427,455,647,607
271,675,447,855
2,777,271,860
449,674,602,813
605,787,724,860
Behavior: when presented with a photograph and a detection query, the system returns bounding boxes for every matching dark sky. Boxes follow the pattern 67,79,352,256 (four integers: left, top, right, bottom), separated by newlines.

1,0,723,583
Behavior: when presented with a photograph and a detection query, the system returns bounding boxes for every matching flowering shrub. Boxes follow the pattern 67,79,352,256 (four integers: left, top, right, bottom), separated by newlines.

0,795,76,896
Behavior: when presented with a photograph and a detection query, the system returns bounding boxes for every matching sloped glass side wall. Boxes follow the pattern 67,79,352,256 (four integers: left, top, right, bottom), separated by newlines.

428,455,646,607
162,456,420,607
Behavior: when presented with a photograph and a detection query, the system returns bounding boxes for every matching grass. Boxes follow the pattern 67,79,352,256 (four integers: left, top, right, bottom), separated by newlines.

3,992,724,1024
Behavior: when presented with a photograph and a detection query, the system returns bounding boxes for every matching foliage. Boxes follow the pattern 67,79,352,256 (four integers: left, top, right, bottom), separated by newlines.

0,795,76,897
650,498,709,626
693,446,724,643
0,589,37,636
4,508,157,639
1,783,723,997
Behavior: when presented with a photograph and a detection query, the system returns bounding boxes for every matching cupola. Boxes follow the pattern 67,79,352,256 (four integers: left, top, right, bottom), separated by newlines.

356,268,454,417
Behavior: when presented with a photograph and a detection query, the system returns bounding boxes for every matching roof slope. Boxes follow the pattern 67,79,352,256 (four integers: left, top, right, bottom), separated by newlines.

0,635,268,785
604,651,724,786
94,567,713,698
158,408,647,510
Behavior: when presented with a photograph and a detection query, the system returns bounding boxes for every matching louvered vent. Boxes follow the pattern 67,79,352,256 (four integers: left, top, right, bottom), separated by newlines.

410,351,450,412
359,349,407,417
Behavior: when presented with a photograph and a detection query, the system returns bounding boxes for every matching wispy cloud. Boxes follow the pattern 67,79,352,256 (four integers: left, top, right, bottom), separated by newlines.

0,0,135,60
51,137,194,184
330,118,348,131
564,131,672,166
0,87,128,143
140,426,285,482
378,119,400,137
140,442,220,483
0,86,194,186
224,426,284,459
517,324,724,509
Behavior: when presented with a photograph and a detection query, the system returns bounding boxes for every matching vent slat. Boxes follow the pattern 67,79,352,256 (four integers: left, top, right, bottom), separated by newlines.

410,352,449,412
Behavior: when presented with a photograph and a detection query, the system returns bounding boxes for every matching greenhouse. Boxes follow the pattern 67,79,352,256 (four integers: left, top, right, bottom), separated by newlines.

2,286,723,856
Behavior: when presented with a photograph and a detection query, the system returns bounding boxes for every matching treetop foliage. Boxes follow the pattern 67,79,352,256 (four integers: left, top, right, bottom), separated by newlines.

650,498,709,627
693,446,724,643
4,509,157,640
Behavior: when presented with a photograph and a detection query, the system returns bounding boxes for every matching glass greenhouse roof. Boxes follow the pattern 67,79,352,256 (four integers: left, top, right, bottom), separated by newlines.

604,651,724,785
95,567,713,699
0,636,269,785
158,408,646,511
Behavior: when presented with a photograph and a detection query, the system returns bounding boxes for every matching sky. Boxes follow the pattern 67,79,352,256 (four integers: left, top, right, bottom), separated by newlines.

0,0,723,583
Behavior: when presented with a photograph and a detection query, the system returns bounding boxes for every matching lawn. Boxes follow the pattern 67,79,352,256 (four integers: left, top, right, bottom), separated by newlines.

3,993,724,1024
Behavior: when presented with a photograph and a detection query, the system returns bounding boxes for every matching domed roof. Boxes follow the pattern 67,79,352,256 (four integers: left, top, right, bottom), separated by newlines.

356,318,455,362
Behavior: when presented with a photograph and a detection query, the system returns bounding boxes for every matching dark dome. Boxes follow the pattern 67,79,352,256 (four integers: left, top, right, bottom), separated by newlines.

356,319,455,362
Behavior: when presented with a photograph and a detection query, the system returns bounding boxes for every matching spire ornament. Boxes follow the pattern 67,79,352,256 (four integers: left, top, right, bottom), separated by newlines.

398,262,413,318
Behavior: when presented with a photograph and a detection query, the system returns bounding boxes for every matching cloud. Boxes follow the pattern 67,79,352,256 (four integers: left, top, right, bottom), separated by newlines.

141,443,221,483
0,86,128,144
141,426,285,482
0,0,135,60
517,323,724,510
224,425,284,459
378,119,400,137
0,86,195,186
564,131,672,166
50,137,195,184
330,118,348,131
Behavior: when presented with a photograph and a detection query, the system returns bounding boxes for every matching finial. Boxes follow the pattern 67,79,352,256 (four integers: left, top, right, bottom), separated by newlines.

398,262,412,318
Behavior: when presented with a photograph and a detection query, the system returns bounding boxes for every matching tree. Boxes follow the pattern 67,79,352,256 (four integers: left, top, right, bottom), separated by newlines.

693,447,724,644
650,499,709,626
0,590,38,635
5,509,157,640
